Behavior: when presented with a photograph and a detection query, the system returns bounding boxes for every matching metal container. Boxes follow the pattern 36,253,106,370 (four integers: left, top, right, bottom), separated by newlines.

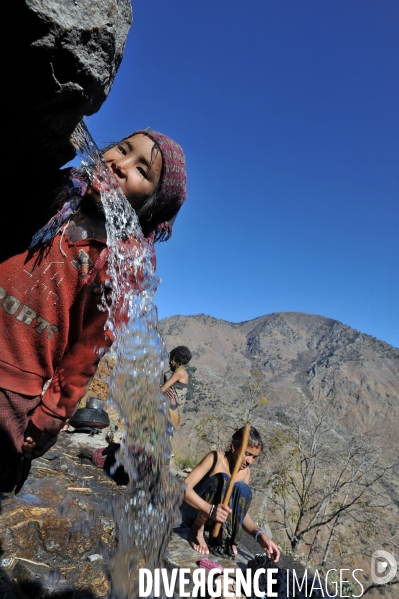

86,397,105,411
69,397,110,431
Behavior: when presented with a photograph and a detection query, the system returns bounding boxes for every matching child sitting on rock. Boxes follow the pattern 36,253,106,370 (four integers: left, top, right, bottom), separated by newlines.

181,426,280,560
161,345,192,428
0,128,187,492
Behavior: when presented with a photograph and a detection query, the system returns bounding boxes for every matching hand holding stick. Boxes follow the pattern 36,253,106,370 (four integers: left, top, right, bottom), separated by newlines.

212,423,250,537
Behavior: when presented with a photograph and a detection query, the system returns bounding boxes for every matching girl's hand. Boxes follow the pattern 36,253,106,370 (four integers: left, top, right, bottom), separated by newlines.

22,423,57,460
257,532,280,562
211,503,232,523
21,435,38,460
22,422,42,459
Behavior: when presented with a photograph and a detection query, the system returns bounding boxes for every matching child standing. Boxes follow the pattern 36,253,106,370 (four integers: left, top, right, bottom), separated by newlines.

161,345,192,428
82,345,193,479
0,129,187,492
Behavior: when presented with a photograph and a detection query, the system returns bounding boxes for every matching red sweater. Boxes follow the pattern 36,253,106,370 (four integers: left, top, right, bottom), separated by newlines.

0,228,114,434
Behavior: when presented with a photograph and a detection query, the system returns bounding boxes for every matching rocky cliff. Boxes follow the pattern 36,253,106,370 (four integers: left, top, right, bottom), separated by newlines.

3,0,132,258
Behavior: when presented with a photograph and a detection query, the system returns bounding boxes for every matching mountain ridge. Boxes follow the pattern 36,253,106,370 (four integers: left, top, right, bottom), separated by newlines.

158,310,399,451
163,310,398,349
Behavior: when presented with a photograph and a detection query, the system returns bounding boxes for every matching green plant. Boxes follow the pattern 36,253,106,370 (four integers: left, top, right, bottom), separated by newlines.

173,451,200,470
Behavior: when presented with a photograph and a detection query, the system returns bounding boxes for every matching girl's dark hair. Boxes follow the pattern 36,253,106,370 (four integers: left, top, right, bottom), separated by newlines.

170,346,192,366
231,426,263,451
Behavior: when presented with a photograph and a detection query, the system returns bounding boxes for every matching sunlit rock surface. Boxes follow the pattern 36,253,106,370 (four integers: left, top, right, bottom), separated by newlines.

0,433,121,598
0,433,305,598
5,0,132,168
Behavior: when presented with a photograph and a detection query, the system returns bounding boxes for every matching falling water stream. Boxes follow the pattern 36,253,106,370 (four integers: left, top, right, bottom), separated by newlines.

71,123,184,598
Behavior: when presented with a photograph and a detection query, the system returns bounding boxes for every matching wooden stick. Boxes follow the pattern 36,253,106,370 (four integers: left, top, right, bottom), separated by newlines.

212,423,250,537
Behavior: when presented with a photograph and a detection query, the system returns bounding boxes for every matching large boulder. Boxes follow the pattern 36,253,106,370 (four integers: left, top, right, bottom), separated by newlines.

3,0,132,259
6,0,132,168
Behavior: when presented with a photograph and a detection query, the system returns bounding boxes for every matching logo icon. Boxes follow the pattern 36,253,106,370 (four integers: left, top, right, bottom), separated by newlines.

71,250,93,279
371,550,397,585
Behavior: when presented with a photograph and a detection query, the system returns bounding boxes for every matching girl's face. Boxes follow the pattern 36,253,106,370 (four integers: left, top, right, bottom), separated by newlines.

231,443,262,470
169,357,180,371
101,134,163,210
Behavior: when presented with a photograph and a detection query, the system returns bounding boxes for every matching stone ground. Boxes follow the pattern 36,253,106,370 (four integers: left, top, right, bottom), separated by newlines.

0,430,121,599
165,527,309,598
0,430,306,599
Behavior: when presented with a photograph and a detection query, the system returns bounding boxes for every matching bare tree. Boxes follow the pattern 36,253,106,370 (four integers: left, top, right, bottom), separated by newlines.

362,577,399,596
235,370,268,426
194,396,233,452
194,371,268,450
265,400,398,572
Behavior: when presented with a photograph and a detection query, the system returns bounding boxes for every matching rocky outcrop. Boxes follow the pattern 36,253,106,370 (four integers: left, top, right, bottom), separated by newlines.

6,0,132,168
0,432,121,598
3,0,132,259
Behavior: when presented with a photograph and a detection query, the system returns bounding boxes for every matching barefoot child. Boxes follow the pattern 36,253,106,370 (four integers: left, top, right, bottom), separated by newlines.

181,426,280,560
161,345,192,427
0,129,187,492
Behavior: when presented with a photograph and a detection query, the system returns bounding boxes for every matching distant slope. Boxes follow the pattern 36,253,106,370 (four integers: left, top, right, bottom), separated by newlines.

159,312,399,444
159,312,399,596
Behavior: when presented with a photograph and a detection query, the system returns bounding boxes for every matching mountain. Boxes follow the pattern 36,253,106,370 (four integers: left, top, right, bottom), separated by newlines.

159,312,399,594
158,311,399,451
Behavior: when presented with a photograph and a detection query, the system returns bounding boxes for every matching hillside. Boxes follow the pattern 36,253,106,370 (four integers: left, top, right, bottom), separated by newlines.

158,312,399,595
159,311,399,448
85,310,399,594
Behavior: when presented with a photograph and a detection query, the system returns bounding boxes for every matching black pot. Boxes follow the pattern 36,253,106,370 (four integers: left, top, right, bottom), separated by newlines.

86,397,105,411
69,399,110,430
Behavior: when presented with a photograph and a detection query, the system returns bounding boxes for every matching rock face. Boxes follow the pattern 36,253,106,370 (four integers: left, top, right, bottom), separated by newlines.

6,0,132,168
0,433,122,598
3,0,132,259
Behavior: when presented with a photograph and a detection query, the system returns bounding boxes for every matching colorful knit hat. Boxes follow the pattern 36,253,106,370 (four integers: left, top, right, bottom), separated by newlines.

127,129,187,242
29,130,187,252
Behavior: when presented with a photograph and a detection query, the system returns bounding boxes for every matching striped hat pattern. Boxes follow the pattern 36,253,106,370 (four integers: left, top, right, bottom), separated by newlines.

128,128,187,242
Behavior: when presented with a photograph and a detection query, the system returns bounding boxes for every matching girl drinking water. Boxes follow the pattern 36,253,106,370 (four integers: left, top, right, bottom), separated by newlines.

0,128,187,492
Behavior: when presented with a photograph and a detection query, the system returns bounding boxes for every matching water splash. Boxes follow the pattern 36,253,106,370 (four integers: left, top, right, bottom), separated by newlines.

71,122,183,598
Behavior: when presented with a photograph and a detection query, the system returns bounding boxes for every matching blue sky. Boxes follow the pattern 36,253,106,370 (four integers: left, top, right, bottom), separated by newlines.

81,0,398,347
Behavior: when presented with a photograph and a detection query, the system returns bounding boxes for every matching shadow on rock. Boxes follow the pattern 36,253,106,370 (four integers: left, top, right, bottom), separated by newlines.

0,433,120,599
0,565,103,599
0,528,104,598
